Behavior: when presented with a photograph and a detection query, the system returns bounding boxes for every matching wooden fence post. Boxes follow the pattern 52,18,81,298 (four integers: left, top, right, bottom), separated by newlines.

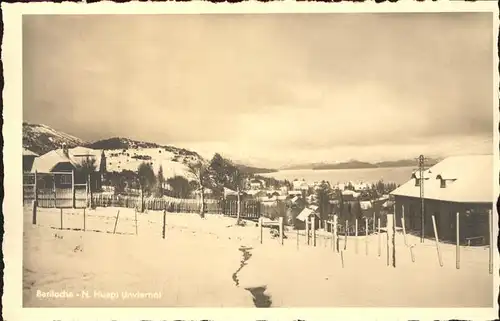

401,204,405,227
340,250,345,268
311,215,316,247
365,217,369,256
53,175,57,208
372,213,375,233
34,171,38,207
392,213,396,267
88,174,93,209
85,176,89,208
113,210,120,234
83,208,86,231
489,209,493,274
259,217,263,244
162,209,167,239
355,219,358,254
377,217,381,257
32,200,37,225
140,189,144,213
60,207,63,229
456,212,460,269
279,217,284,245
431,215,443,267
333,215,338,253
71,169,75,209
328,220,333,249
387,214,395,267
344,220,348,250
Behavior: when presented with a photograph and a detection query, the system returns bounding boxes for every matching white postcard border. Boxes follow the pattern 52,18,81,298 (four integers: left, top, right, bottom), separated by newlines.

2,1,499,320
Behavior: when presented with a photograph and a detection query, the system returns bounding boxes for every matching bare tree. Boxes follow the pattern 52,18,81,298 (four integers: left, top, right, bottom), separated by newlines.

208,153,246,224
166,175,195,198
156,165,165,197
137,162,156,212
187,160,210,218
231,169,245,225
76,157,97,209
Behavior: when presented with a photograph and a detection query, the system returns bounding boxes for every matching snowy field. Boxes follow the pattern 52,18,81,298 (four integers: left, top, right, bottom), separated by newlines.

103,148,196,180
23,206,493,308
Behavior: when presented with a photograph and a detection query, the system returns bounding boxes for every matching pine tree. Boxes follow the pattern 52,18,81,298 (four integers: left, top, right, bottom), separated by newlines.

157,165,165,197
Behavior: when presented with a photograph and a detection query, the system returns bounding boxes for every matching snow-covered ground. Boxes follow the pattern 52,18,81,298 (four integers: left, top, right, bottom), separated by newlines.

104,148,196,180
23,206,493,308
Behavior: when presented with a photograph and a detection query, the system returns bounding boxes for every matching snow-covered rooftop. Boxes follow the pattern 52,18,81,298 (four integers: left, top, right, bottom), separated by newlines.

390,155,493,204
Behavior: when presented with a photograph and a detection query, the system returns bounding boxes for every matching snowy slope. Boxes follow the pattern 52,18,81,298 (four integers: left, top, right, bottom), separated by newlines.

23,122,87,155
23,122,273,182
103,147,198,181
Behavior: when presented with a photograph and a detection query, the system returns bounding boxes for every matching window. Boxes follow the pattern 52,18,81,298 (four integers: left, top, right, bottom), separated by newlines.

60,174,72,185
415,178,421,187
440,179,446,188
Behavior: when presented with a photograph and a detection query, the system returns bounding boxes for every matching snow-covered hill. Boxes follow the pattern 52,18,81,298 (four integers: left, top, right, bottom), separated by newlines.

23,122,276,181
87,137,205,180
102,147,199,181
23,123,205,181
23,122,87,155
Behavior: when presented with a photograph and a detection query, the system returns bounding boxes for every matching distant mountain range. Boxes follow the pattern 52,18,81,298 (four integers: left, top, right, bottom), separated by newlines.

22,122,276,176
281,158,441,171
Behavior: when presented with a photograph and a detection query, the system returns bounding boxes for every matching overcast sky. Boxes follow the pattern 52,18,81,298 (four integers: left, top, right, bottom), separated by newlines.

23,13,494,168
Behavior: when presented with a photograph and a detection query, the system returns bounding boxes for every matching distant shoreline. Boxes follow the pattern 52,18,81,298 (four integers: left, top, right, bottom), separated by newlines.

312,165,416,171
267,165,416,173
256,166,415,185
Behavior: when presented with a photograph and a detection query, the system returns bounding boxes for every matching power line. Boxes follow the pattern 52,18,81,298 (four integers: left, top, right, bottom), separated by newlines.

414,154,432,243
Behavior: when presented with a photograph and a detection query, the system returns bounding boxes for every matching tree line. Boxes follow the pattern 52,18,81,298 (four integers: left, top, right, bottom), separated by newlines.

103,153,287,221
311,179,399,223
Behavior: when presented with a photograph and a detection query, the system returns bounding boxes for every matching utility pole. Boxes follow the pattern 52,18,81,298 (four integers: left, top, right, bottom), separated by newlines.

415,155,431,243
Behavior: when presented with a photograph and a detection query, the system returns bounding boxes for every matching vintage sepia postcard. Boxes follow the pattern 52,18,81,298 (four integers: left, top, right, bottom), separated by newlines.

2,1,499,320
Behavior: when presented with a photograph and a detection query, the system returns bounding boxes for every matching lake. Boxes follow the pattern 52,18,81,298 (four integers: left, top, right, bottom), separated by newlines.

258,166,415,186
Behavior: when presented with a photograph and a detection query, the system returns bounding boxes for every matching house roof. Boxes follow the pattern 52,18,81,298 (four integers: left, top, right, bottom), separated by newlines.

23,148,39,157
293,180,309,188
224,187,238,196
31,147,102,173
390,155,493,204
31,149,72,173
360,201,373,210
69,147,103,169
296,206,320,221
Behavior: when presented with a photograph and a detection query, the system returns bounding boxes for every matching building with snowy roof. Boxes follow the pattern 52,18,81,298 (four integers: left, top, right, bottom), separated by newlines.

292,179,309,191
390,155,494,244
31,145,106,190
23,148,39,172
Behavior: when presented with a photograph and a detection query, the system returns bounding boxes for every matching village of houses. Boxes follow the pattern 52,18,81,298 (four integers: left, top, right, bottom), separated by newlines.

22,143,495,308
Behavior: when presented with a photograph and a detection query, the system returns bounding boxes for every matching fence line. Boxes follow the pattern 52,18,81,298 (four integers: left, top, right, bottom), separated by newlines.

26,191,264,220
